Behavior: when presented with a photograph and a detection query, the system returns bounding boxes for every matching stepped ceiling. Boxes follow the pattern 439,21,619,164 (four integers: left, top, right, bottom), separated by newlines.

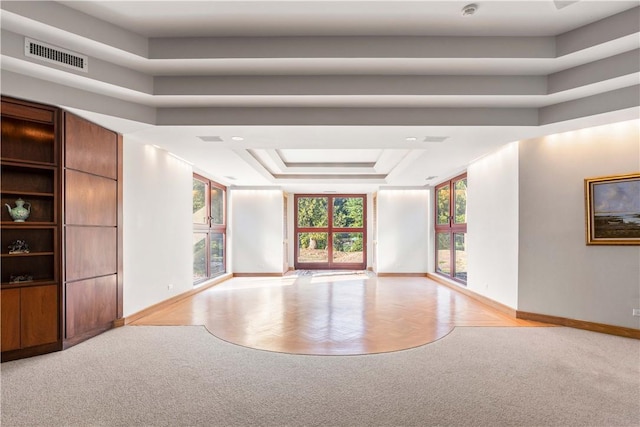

1,1,638,191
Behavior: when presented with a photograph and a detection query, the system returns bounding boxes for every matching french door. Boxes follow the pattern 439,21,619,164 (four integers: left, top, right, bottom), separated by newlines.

193,174,227,283
435,173,467,284
294,194,366,270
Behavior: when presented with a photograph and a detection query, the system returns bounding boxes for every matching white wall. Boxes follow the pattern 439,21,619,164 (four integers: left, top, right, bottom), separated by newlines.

518,120,640,328
231,189,284,273
376,189,430,273
123,141,193,316
467,143,520,308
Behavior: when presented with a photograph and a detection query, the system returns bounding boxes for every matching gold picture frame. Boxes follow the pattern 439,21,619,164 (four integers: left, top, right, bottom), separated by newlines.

585,173,640,245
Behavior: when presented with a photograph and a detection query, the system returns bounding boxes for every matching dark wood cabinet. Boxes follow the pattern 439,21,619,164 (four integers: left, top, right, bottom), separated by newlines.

1,97,123,361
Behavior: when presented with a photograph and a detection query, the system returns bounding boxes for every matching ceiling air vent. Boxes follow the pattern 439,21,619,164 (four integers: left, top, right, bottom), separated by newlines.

198,136,224,142
423,136,448,143
24,38,88,72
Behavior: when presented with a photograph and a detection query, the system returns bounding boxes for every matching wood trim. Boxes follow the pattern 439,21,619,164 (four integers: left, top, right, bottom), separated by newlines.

113,318,125,328
233,273,284,277
124,273,232,325
1,341,61,362
426,273,517,317
516,311,640,339
116,134,123,320
62,323,113,349
377,273,426,277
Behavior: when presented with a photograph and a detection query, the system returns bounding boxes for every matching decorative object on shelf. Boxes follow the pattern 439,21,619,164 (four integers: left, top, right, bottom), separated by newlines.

9,274,33,283
585,173,640,245
8,240,30,254
5,198,31,222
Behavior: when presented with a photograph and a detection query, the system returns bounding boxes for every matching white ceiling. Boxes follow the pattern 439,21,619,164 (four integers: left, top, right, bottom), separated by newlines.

1,0,639,193
58,1,636,37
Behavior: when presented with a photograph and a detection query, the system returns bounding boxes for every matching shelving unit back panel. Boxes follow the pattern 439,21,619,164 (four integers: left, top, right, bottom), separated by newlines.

1,254,54,284
1,228,55,254
1,195,54,223
1,166,55,194
1,117,55,164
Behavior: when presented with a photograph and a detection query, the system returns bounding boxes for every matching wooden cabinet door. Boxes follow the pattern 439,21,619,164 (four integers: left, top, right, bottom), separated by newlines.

1,289,21,351
21,285,58,348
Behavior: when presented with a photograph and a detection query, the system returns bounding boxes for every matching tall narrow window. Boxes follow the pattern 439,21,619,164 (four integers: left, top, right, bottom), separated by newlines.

435,173,467,284
193,174,226,283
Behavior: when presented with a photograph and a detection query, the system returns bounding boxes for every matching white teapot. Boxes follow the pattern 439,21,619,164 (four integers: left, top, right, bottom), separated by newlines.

5,198,31,222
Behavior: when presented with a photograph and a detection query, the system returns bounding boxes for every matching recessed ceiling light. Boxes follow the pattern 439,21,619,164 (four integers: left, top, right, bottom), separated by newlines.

231,136,244,141
405,137,418,141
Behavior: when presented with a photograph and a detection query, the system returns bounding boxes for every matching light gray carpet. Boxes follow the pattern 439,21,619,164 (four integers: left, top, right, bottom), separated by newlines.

1,326,638,426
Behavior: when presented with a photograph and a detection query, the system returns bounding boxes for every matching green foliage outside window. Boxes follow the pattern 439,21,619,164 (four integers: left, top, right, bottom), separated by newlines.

193,179,206,214
437,185,450,224
297,197,328,227
454,178,467,224
333,197,364,228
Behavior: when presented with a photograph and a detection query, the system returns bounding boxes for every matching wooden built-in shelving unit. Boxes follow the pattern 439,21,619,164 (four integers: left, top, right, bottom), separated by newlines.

1,96,123,361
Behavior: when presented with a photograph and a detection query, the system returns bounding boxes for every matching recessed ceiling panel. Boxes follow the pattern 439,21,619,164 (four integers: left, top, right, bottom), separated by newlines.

278,149,382,163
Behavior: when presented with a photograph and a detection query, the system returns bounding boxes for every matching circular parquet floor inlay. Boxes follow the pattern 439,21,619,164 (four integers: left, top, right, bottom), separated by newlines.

134,272,548,355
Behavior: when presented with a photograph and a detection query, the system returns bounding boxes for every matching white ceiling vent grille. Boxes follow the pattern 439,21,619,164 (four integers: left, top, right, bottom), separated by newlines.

198,136,224,142
24,38,88,72
423,136,448,143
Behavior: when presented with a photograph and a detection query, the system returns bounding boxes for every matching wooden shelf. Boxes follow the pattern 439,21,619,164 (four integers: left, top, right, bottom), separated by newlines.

1,279,57,290
1,190,54,198
0,159,56,170
1,221,56,227
1,252,54,258
0,157,56,168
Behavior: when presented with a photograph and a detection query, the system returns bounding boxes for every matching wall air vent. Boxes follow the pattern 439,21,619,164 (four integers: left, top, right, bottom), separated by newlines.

24,38,88,72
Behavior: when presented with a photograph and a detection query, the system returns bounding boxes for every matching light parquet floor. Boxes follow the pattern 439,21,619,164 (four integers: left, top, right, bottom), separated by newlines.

133,273,550,355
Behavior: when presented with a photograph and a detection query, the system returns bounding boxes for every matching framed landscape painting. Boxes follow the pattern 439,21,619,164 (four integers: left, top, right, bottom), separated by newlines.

585,173,640,245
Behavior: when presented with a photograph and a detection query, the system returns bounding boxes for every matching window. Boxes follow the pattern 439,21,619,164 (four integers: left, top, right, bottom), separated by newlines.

193,174,227,283
294,194,366,270
435,173,467,283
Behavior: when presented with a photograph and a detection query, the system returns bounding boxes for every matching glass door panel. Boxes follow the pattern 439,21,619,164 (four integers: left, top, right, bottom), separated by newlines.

453,178,467,224
436,232,451,275
332,197,364,227
297,197,328,227
193,233,207,281
192,178,208,225
454,233,467,282
297,232,328,263
210,186,224,225
210,232,225,276
436,184,450,226
332,232,364,263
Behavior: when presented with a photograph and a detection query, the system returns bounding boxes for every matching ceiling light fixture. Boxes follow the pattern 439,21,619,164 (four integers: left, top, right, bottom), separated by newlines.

231,136,244,141
461,3,478,16
405,137,418,141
